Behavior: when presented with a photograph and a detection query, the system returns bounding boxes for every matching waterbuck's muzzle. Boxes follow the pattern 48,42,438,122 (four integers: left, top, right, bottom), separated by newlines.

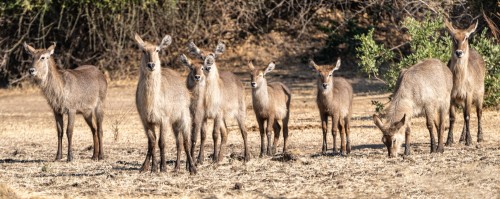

28,68,37,76
205,66,212,72
194,75,201,81
322,83,328,89
146,62,155,71
251,82,256,88
455,50,464,58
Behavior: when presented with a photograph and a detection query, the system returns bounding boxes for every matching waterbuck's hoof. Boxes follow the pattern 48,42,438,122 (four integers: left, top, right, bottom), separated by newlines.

91,156,99,161
139,166,150,173
66,156,73,162
445,141,454,147
436,147,444,153
189,166,197,175
244,154,251,163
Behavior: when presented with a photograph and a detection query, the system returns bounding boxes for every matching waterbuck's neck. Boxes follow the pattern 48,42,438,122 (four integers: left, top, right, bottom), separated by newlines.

38,58,65,112
449,45,470,99
252,79,270,111
138,58,162,116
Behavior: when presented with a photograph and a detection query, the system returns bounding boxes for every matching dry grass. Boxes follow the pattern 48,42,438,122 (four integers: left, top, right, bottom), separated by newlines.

0,73,499,198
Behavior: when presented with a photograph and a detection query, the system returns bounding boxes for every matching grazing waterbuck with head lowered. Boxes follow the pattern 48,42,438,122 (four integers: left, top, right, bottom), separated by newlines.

309,58,353,156
444,19,486,146
23,42,107,162
248,61,291,157
373,59,453,157
187,42,250,163
134,33,196,174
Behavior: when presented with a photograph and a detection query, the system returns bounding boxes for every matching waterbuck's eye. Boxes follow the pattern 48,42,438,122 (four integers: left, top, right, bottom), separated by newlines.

328,74,332,77
156,49,160,53
40,57,45,60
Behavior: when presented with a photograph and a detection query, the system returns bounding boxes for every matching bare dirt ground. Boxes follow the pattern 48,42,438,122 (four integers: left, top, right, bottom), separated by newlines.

0,69,499,198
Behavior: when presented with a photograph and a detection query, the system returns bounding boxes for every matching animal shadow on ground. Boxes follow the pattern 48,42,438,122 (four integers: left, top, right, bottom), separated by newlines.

352,144,385,150
0,159,45,164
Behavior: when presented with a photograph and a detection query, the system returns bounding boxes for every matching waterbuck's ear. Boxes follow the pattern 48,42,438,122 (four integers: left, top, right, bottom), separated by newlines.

394,114,406,129
333,58,341,71
373,114,384,131
159,35,172,49
444,18,456,35
214,42,225,56
465,20,478,37
179,54,193,70
204,55,215,66
47,42,56,55
23,42,36,55
134,33,145,49
264,62,276,75
188,41,204,60
248,61,255,71
308,59,320,72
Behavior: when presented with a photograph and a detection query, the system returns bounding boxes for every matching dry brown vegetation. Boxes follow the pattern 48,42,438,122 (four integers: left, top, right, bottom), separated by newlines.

1,67,499,198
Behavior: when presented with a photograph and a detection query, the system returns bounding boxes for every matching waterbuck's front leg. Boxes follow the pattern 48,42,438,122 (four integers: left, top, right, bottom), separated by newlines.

54,112,64,161
462,96,472,146
272,120,281,155
404,125,411,156
266,115,275,156
95,105,104,160
66,110,76,162
320,114,328,154
257,117,266,157
139,125,155,173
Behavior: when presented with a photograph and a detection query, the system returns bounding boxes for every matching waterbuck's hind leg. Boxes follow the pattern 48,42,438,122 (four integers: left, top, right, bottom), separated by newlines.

446,104,456,146
272,120,281,155
83,113,98,160
95,104,105,160
54,112,64,161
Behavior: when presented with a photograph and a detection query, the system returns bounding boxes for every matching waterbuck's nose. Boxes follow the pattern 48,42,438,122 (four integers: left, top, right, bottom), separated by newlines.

251,82,256,88
28,68,36,76
455,50,464,58
322,83,328,89
194,75,201,81
146,62,155,71
205,66,211,72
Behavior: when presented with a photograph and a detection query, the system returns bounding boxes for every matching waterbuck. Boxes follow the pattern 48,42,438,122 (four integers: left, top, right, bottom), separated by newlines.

309,58,353,155
179,53,209,164
23,42,107,162
373,59,453,157
187,42,250,163
248,61,291,157
444,19,486,146
134,33,196,174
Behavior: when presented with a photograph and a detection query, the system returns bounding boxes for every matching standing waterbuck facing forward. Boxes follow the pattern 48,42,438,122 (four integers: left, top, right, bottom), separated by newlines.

187,42,250,163
373,59,452,157
444,19,486,146
248,61,291,157
309,59,353,156
134,34,196,174
23,42,107,161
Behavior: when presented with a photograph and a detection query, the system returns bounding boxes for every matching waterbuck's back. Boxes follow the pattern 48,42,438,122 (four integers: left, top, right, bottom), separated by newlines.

393,59,452,117
61,65,107,113
266,82,291,120
219,71,245,118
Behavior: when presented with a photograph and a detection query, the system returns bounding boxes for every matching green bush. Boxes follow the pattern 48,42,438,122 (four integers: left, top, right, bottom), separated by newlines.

356,16,500,108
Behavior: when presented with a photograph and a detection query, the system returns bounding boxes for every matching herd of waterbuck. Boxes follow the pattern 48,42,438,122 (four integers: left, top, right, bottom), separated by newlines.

20,19,485,174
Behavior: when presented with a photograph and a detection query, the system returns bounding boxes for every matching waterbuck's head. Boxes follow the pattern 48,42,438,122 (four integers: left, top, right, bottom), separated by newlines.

134,33,172,73
248,61,275,89
187,42,225,75
180,54,205,83
309,58,341,92
444,18,478,59
23,42,56,82
373,114,406,158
